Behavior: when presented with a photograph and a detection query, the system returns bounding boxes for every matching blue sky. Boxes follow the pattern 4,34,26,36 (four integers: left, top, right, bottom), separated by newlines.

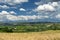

0,0,60,22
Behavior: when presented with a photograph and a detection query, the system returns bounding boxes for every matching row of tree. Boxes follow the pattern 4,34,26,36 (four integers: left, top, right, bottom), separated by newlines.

0,23,60,32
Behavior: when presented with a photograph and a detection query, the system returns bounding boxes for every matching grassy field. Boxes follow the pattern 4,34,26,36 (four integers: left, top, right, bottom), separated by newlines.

0,30,60,40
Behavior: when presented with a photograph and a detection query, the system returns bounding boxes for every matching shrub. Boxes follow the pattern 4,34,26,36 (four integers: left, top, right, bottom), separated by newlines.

2,27,13,32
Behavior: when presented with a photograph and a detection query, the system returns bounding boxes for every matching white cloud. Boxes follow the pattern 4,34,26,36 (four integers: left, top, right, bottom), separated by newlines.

0,5,9,9
7,15,18,21
0,11,16,15
20,8,26,11
0,11,17,21
33,1,60,21
0,11,49,22
0,11,9,15
9,11,16,15
51,2,59,7
35,2,42,5
17,15,49,21
0,0,28,5
36,4,55,12
18,15,37,20
35,2,59,12
6,15,38,21
56,14,60,18
38,16,49,19
2,15,49,21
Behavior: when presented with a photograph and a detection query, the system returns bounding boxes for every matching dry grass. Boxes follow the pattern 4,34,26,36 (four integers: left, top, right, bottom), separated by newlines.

0,30,60,40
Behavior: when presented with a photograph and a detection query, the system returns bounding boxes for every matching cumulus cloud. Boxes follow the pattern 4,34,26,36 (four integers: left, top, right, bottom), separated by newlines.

0,11,17,21
35,0,60,5
9,11,16,15
19,8,26,11
0,0,28,5
0,5,9,9
35,2,42,5
51,2,59,7
7,15,49,21
0,11,9,15
35,2,59,12
38,15,49,19
7,15,18,21
0,11,49,22
55,14,60,18
17,15,49,21
17,15,37,20
36,4,55,12
41,0,60,3
33,1,60,21
0,11,16,15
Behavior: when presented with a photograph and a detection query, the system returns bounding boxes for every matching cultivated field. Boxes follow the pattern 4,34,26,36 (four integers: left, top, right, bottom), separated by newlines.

0,30,60,40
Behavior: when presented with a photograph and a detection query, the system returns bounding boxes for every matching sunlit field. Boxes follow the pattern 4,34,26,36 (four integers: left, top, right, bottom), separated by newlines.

0,23,60,40
0,30,60,40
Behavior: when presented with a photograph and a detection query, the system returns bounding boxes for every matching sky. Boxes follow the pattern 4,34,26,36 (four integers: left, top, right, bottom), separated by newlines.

0,0,60,22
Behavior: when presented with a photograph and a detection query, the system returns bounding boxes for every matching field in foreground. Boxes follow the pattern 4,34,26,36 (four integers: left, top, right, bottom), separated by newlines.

0,30,60,40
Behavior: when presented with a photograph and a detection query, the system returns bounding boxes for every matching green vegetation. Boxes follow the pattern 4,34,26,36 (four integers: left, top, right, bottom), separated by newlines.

0,23,60,32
